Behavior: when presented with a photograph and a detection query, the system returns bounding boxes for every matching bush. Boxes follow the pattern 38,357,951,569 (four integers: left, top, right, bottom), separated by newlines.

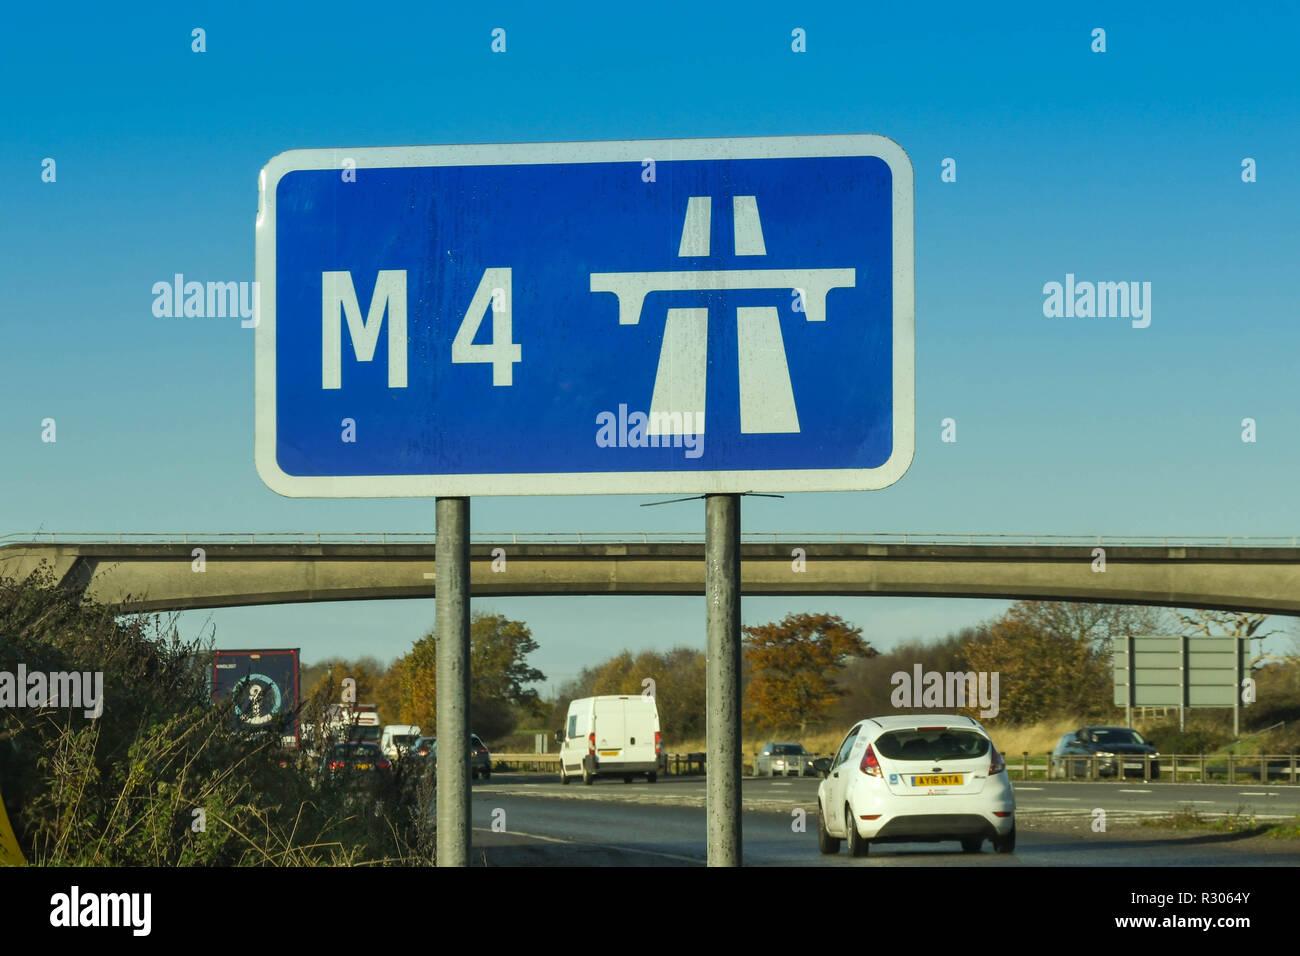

0,567,433,865
1142,723,1229,754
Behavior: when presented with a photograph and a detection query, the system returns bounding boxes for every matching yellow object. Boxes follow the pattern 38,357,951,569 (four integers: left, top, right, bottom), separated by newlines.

0,792,26,865
913,774,963,787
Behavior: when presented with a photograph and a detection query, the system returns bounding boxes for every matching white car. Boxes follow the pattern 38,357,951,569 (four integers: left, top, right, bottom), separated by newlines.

816,715,1015,857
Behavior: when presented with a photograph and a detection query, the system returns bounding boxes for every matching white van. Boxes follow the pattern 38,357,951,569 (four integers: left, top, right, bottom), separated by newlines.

558,695,664,785
381,724,422,760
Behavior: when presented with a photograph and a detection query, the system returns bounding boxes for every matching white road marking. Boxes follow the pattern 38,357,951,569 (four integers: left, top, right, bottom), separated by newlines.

737,306,799,433
1237,792,1272,796
732,196,767,256
474,826,700,864
678,197,711,257
1046,797,1081,801
1119,789,1152,793
1016,787,1043,791
648,308,707,435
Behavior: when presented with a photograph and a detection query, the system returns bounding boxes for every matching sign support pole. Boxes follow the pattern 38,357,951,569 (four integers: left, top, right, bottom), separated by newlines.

1179,633,1188,732
1124,632,1134,730
1233,636,1243,738
435,496,471,866
705,493,742,866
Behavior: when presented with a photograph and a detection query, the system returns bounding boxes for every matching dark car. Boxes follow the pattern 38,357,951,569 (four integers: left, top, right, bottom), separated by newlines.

409,736,437,760
1051,727,1159,779
408,734,492,779
320,741,392,779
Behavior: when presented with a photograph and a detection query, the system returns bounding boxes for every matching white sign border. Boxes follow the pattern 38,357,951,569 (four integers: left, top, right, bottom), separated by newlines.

255,134,914,497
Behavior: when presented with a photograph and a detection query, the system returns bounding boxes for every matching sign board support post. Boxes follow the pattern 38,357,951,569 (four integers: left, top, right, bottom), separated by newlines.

435,497,471,867
1179,633,1188,732
1233,636,1243,738
705,493,742,867
1124,633,1134,729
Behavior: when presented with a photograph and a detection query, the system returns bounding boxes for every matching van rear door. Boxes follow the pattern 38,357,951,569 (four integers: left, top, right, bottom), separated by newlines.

593,698,627,758
622,698,658,764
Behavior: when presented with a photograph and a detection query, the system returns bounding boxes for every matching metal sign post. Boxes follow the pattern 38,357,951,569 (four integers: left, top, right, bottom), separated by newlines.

705,494,742,866
1234,636,1244,738
434,497,471,866
1125,633,1135,728
1179,632,1188,732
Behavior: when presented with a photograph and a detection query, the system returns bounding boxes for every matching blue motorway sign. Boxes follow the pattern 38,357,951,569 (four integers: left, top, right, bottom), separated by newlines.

254,136,913,496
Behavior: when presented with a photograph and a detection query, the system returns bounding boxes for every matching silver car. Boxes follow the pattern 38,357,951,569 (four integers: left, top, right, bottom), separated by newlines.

754,741,815,777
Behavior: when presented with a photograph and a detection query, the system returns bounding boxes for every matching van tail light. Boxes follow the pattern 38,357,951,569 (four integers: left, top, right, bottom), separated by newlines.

989,744,1005,775
588,732,596,756
859,744,882,777
654,732,662,755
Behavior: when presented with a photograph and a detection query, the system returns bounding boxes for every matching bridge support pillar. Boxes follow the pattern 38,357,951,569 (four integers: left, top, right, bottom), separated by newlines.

435,497,471,867
706,493,742,866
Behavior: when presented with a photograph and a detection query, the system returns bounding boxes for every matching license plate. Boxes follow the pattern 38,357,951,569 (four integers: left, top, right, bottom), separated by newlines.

600,750,619,756
913,774,962,786
355,763,372,770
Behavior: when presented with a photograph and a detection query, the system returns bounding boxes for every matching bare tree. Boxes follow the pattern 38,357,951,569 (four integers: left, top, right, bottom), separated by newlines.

1171,610,1277,665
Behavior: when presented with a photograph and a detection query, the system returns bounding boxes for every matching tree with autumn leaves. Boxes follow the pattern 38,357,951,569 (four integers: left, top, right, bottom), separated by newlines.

743,613,876,735
961,601,1158,724
384,611,547,739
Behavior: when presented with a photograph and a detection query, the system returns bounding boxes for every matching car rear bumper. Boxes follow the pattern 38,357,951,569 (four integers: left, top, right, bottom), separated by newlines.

847,777,1016,841
869,813,1008,842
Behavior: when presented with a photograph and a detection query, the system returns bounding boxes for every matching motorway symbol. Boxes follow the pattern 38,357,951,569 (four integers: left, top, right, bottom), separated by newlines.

255,135,914,497
590,194,857,437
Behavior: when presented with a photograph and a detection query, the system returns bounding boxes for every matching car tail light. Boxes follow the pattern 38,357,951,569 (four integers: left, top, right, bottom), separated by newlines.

377,760,391,771
654,731,662,755
328,761,344,770
859,744,882,777
588,732,596,755
989,743,1005,775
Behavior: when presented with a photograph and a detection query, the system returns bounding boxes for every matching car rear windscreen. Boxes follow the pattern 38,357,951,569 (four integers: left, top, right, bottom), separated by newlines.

1091,729,1143,746
333,744,377,757
773,744,804,755
874,729,990,762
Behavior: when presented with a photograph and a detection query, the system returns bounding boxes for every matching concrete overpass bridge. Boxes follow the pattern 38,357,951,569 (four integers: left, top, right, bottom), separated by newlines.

2,532,1299,615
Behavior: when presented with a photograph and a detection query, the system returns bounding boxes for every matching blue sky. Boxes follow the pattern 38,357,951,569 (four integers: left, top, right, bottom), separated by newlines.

2,3,1298,683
